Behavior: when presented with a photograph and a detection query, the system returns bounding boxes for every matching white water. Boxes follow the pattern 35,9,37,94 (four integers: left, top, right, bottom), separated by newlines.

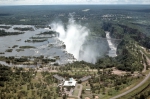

50,14,111,63
50,13,89,60
0,24,75,65
105,31,117,57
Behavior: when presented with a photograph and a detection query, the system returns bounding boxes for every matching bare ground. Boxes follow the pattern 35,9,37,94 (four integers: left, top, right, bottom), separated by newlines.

112,67,126,75
85,97,90,99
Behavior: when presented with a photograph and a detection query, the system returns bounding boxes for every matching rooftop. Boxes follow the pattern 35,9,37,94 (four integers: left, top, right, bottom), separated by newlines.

53,74,65,81
63,78,76,87
78,76,91,82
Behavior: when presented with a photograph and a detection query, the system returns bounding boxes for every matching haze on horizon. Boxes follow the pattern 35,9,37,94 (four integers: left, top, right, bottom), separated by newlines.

0,0,150,5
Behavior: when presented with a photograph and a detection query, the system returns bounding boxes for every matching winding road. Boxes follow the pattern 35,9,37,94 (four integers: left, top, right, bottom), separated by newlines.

110,72,150,99
110,48,150,99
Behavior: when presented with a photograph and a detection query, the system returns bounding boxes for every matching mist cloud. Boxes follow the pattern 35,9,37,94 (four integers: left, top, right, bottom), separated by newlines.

51,13,88,60
51,13,108,63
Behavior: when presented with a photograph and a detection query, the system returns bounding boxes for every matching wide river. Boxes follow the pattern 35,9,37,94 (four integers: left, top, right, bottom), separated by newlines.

0,25,118,67
0,24,75,65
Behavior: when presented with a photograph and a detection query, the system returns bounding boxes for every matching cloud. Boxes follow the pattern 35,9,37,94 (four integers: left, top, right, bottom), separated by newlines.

0,0,150,5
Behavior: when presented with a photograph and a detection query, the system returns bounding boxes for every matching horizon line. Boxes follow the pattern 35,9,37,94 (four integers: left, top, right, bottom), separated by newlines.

0,4,150,6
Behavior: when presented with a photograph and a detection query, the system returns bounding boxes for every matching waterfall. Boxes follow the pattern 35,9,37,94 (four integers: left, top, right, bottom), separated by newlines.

105,31,117,57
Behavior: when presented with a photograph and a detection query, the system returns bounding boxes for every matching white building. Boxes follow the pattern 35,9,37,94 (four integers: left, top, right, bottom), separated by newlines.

63,78,76,87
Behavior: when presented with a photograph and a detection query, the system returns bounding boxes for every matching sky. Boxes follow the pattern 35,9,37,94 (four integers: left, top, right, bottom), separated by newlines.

0,0,150,5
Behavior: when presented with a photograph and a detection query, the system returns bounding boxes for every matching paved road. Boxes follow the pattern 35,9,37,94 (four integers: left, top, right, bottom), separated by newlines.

110,72,150,99
111,49,150,99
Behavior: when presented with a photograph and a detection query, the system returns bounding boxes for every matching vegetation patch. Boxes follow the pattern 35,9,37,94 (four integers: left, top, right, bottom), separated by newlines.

42,58,56,63
13,27,34,31
19,46,36,49
119,77,150,99
0,52,5,54
14,57,28,62
0,65,60,99
37,31,57,35
25,39,47,42
5,49,13,52
0,26,11,29
30,37,51,39
12,45,18,48
73,89,79,96
16,49,24,52
0,30,24,36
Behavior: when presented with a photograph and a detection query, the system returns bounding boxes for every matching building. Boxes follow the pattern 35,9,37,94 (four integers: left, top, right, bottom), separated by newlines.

53,74,65,81
63,78,77,87
53,75,77,87
78,76,91,82
86,89,91,91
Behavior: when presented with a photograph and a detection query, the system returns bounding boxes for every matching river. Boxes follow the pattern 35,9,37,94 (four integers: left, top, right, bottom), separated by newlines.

0,24,75,65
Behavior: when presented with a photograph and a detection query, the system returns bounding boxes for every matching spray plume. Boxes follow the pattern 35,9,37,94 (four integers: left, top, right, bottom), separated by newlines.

51,13,108,63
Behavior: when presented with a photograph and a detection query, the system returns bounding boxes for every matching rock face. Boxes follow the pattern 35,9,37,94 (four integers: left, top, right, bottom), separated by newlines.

110,24,150,49
62,44,66,49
